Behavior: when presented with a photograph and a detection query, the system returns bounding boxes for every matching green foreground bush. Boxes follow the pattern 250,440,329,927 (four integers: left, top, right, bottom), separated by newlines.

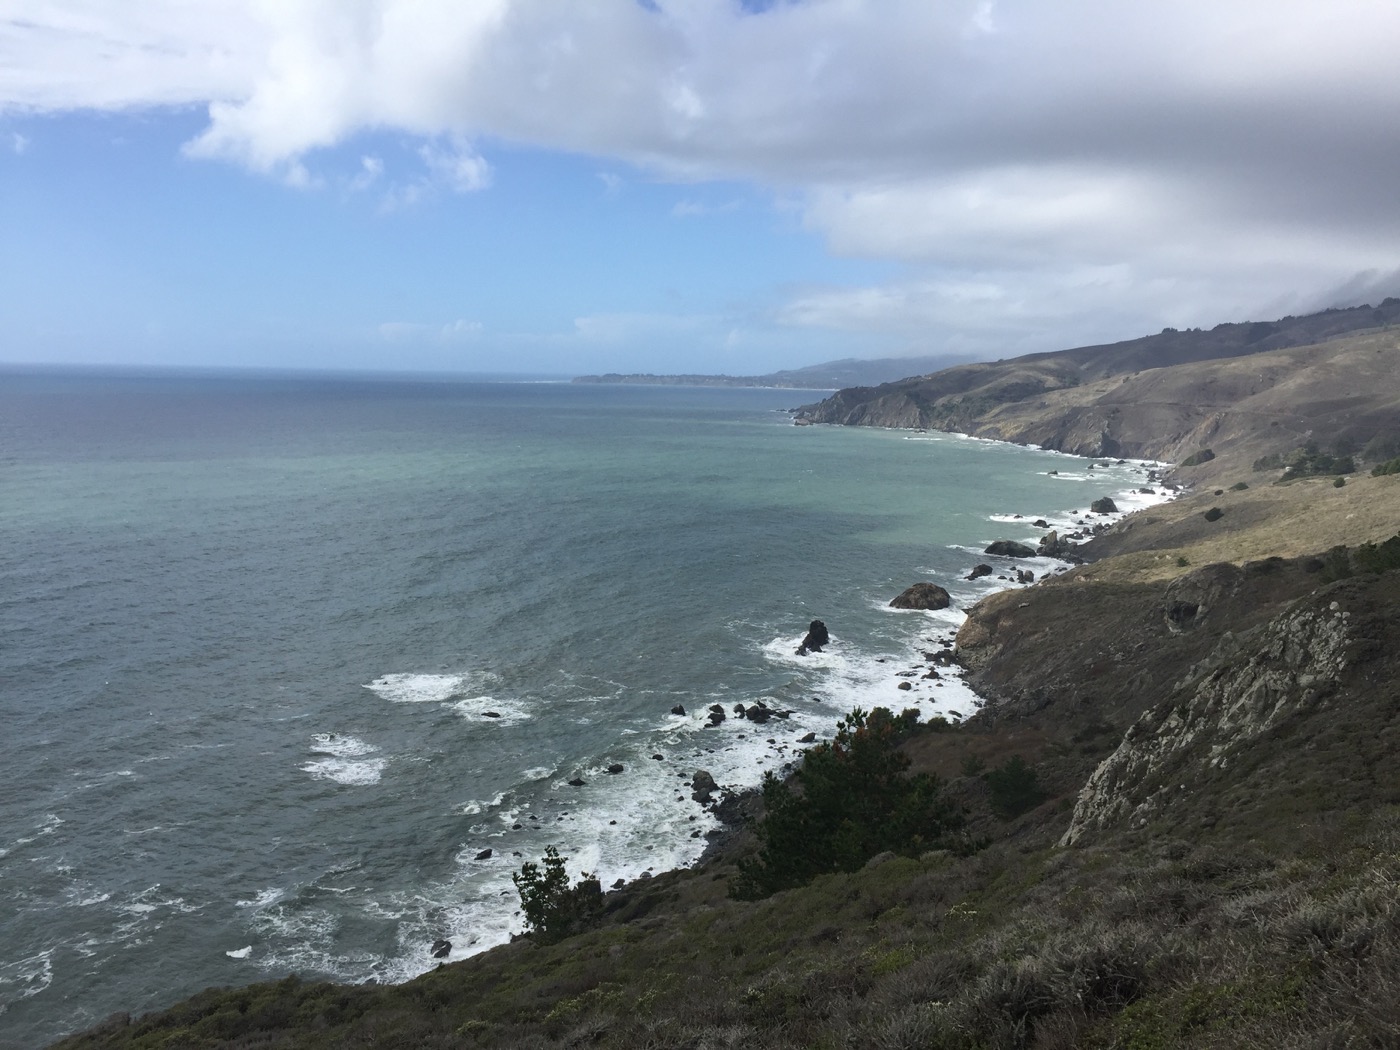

731,707,966,900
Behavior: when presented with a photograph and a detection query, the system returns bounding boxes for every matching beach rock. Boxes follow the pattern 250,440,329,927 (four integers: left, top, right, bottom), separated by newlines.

796,619,830,655
1033,519,1050,528
670,704,686,716
733,703,747,719
475,848,492,860
1016,569,1035,584
897,681,913,690
605,763,625,775
707,704,726,725
482,711,501,719
967,564,994,580
568,777,586,786
747,705,773,724
984,540,1038,558
1090,497,1119,514
690,769,719,805
798,732,817,743
889,582,952,610
431,939,452,959
1037,530,1077,559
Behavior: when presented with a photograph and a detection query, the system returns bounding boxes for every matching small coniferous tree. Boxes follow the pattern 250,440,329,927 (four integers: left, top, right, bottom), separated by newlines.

731,707,963,900
512,846,602,944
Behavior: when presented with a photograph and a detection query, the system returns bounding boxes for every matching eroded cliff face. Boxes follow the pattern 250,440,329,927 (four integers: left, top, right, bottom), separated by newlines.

1060,578,1395,846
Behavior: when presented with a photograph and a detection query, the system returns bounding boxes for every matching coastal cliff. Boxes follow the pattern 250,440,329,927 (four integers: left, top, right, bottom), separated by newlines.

794,300,1400,476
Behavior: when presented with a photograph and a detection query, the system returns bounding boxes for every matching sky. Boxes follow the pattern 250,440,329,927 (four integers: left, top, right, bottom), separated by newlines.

3,1,1400,377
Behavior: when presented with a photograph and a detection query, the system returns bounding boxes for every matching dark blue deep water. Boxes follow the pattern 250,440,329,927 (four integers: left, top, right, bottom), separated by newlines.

0,370,1161,1046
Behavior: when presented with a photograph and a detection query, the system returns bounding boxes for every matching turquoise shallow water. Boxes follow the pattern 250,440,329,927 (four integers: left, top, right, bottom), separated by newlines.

0,371,1160,1046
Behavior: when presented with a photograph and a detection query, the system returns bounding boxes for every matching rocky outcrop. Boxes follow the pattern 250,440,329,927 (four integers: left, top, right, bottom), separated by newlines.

889,582,952,610
1061,589,1356,846
797,619,829,655
1089,497,1119,514
984,540,1037,558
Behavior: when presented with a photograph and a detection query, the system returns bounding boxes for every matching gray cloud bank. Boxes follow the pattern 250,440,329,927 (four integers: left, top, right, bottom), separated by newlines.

6,0,1400,361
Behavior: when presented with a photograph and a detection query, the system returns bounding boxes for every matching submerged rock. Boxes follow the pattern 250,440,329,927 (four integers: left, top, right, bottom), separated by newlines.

431,939,451,959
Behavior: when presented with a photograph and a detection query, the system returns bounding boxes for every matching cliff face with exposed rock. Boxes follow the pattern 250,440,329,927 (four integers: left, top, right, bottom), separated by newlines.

794,301,1400,481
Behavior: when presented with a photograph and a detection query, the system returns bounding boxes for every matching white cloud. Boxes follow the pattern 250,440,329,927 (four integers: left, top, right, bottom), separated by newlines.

10,131,29,153
6,1,1400,353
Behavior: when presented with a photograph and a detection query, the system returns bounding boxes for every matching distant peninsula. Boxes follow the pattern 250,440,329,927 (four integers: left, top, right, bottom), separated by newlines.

573,353,973,391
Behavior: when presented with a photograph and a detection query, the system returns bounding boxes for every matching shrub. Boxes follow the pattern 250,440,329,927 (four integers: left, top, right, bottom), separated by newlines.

1372,456,1400,477
513,846,602,944
1253,452,1284,471
731,707,965,900
1280,442,1355,481
1230,481,1249,491
1203,507,1224,522
1179,449,1215,467
984,756,1049,819
1334,477,1347,488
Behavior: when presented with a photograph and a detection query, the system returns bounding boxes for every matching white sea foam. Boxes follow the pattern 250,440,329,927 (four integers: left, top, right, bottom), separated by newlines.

448,695,531,725
309,733,378,758
0,948,54,1002
365,672,475,704
226,946,253,959
302,756,387,786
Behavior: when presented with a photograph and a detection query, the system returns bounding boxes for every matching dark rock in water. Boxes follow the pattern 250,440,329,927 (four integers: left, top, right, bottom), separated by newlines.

431,939,452,959
606,763,625,775
967,564,994,580
475,848,492,860
1048,469,1058,475
1016,569,1035,584
798,732,817,743
1037,530,1081,560
482,711,501,719
1033,519,1050,528
612,878,626,889
746,705,773,724
1090,497,1119,514
707,704,726,726
692,769,718,798
984,540,1037,558
670,704,686,716
796,619,829,655
890,582,952,610
733,703,747,718
652,754,664,761
897,681,913,690
774,709,790,719
567,778,586,787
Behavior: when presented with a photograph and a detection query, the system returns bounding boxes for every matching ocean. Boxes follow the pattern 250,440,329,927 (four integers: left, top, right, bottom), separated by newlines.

0,370,1163,1047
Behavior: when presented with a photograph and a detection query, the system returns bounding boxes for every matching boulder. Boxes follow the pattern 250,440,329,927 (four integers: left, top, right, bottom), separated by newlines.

475,848,492,860
746,705,773,724
670,704,686,716
889,582,952,610
1016,569,1035,584
707,704,726,726
984,540,1038,558
797,732,817,743
567,777,586,787
431,939,452,959
605,763,625,775
1090,497,1119,514
796,619,830,655
966,564,994,580
691,770,718,804
1033,519,1050,528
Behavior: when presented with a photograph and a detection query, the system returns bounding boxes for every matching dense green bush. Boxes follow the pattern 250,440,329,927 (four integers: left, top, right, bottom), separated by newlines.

731,707,964,900
984,756,1049,819
1372,456,1400,477
1179,448,1215,467
1280,442,1355,481
513,846,603,944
